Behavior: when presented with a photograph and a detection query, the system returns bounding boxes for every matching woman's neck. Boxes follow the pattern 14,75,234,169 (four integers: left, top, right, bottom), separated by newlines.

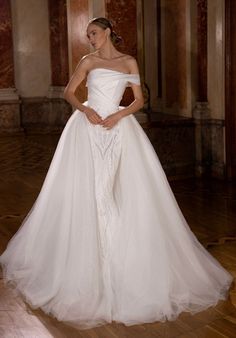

97,43,121,60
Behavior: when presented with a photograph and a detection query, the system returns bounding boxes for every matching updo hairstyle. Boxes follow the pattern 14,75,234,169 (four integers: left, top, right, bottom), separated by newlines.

88,17,122,45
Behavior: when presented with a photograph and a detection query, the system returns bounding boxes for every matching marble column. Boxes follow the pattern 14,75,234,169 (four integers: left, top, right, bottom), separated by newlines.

193,0,211,176
10,0,53,132
207,0,226,178
0,0,20,132
193,0,226,178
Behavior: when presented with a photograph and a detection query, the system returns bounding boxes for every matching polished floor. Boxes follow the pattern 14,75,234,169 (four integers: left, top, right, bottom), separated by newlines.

0,134,236,337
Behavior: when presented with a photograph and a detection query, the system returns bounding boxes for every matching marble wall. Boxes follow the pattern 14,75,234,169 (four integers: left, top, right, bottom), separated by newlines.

0,0,20,132
48,0,69,87
105,0,137,57
0,0,14,89
197,0,208,102
44,0,71,131
67,0,90,102
105,0,138,106
207,0,226,177
163,0,187,112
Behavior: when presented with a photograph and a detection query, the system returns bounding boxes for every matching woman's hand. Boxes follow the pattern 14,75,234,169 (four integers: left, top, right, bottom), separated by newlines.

100,112,123,130
83,106,102,125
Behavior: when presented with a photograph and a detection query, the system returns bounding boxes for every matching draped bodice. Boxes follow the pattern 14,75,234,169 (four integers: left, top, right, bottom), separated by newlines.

86,68,141,118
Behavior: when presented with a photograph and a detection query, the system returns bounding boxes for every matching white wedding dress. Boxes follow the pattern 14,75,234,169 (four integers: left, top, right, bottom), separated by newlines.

0,68,233,329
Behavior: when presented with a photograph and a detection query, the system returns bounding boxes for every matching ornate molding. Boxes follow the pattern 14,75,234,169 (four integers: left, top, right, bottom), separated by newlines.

193,101,210,120
0,88,19,101
47,86,66,99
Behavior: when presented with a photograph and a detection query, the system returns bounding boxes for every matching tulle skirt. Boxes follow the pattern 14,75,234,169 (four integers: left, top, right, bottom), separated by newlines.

0,109,233,329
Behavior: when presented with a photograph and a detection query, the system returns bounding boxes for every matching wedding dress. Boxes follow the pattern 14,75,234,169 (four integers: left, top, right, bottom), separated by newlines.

0,68,233,329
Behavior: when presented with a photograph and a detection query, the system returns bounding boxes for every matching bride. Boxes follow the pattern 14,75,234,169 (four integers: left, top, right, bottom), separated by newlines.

0,17,233,329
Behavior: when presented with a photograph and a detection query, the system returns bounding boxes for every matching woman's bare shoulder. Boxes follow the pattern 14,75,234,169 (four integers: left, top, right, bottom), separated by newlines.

74,53,102,74
124,55,139,74
79,53,98,68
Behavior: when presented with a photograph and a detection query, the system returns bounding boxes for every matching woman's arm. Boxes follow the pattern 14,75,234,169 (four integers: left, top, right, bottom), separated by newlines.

119,57,144,117
118,83,144,118
64,57,102,125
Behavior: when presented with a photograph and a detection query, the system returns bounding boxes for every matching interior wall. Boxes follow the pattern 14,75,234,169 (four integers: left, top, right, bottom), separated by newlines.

142,0,197,118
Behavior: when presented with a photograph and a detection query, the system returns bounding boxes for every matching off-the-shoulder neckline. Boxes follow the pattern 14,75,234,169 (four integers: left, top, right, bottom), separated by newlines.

88,67,139,76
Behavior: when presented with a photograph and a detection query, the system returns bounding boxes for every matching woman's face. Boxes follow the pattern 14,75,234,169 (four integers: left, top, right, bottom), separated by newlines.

87,24,108,50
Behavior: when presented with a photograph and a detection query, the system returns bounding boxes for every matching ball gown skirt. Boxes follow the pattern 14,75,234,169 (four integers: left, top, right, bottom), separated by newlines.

0,68,233,329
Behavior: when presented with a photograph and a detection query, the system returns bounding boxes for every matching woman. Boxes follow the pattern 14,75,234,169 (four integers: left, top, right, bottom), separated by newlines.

0,17,233,329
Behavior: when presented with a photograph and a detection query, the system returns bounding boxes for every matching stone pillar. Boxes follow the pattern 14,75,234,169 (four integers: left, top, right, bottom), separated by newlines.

207,0,226,178
193,0,210,176
10,0,53,132
0,0,20,132
193,0,226,178
11,0,51,98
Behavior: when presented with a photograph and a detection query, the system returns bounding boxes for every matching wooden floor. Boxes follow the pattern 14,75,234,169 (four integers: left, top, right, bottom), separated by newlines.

0,134,236,338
